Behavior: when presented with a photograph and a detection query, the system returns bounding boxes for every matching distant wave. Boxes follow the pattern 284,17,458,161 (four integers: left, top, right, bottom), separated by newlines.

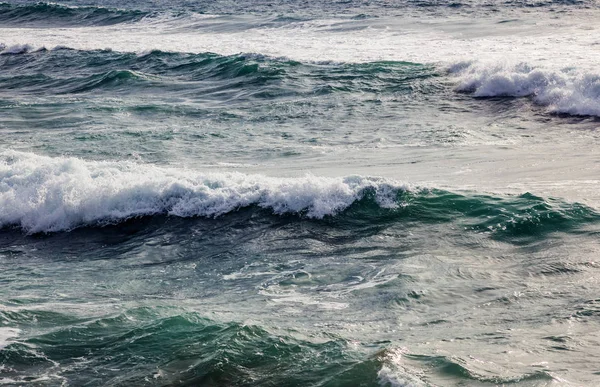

0,2,150,27
2,45,599,118
0,0,592,30
450,61,600,117
0,46,436,96
0,151,596,234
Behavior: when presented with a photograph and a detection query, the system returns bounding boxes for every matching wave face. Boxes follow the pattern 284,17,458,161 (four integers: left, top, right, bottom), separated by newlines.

1,151,597,234
451,62,600,117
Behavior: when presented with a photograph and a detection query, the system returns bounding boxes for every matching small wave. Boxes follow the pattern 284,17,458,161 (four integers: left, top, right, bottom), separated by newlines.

0,48,280,94
377,348,558,386
503,0,587,7
0,327,20,350
0,68,152,94
62,69,155,93
0,43,33,55
450,61,600,117
0,2,150,27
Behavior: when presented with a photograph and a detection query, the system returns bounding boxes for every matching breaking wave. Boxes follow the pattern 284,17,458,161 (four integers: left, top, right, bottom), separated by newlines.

451,61,600,117
0,151,597,235
0,151,408,232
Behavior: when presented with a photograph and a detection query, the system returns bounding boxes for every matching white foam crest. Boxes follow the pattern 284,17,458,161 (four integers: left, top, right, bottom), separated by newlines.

0,44,33,55
0,151,410,233
451,61,600,117
1,9,597,66
377,348,428,387
0,327,20,350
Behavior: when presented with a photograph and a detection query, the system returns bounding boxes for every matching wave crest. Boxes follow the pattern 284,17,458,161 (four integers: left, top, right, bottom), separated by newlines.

0,152,408,233
1,152,596,236
451,61,600,117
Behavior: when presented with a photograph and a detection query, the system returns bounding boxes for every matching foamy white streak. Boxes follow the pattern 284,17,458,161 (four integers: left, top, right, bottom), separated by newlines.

0,151,408,233
1,11,598,66
451,62,600,116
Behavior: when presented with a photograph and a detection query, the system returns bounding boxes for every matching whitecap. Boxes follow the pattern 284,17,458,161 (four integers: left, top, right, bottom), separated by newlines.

0,151,412,233
451,61,600,117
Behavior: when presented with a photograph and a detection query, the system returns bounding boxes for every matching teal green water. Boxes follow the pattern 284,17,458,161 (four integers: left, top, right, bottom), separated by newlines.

2,1,600,386
2,180,600,385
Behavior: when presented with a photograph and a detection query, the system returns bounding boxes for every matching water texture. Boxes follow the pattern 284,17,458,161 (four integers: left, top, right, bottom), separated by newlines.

1,1,600,386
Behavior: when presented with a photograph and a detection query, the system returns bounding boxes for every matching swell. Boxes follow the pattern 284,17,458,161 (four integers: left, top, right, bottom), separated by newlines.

0,46,437,97
0,2,149,27
0,151,597,235
4,46,600,120
0,306,563,386
0,68,155,94
0,307,380,386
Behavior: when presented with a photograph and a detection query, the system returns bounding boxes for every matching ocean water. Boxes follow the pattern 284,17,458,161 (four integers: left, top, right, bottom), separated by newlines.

1,1,600,385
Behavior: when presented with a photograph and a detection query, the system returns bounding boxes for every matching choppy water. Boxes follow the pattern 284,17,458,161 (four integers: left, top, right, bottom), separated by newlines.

1,1,600,386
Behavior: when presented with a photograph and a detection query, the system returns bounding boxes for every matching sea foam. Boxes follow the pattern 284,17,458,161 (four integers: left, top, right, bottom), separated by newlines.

450,61,600,117
0,327,20,350
0,43,33,55
0,151,408,233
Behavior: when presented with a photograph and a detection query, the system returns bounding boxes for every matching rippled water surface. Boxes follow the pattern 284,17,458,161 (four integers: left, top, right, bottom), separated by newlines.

1,1,600,386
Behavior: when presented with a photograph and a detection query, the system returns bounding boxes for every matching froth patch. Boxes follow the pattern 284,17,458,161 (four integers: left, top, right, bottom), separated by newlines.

0,151,410,233
0,327,20,349
0,43,33,55
376,348,427,387
450,61,600,117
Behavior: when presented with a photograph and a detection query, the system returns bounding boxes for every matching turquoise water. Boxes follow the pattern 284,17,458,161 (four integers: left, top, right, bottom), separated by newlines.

2,1,600,386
